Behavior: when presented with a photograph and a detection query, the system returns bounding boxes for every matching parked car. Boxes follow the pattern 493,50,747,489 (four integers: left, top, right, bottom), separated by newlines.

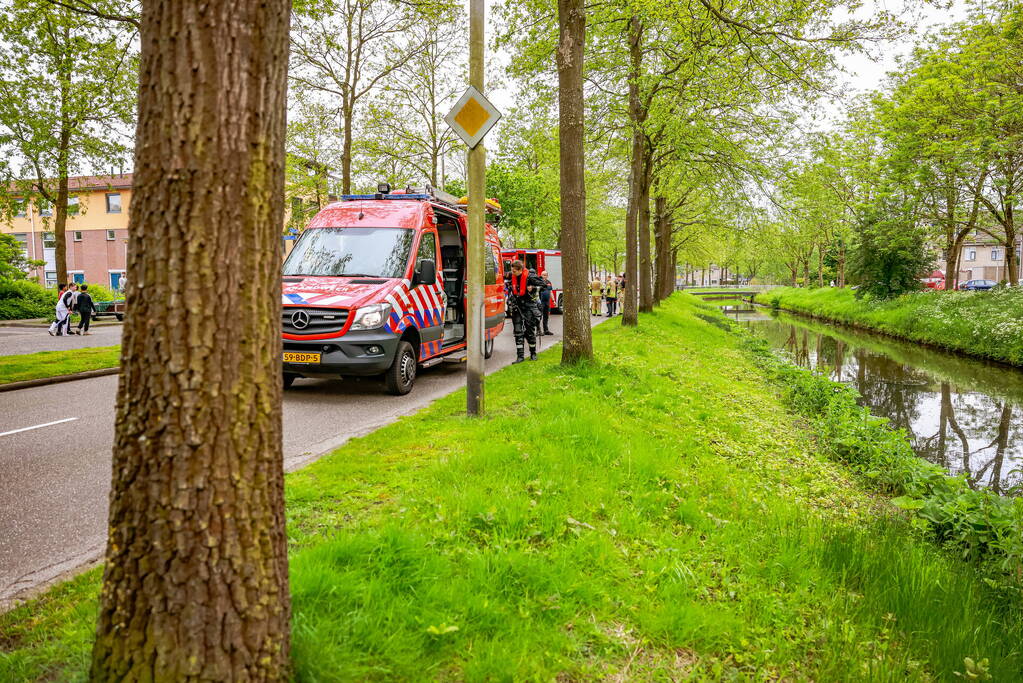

958,279,997,291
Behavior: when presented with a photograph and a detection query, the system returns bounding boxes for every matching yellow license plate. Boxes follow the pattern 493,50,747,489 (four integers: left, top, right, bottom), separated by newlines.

283,351,321,364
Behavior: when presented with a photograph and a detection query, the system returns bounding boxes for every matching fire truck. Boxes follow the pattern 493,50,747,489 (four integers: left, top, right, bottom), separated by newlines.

500,248,563,312
280,185,506,395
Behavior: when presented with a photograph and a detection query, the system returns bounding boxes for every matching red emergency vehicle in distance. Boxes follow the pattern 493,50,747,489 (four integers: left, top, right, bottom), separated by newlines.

280,184,506,395
500,248,563,312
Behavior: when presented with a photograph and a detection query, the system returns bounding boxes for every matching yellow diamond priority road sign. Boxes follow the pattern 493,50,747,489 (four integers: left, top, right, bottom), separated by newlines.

445,86,502,149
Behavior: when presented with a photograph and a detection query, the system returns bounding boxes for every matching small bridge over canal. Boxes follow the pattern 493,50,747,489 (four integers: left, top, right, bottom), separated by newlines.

683,289,762,302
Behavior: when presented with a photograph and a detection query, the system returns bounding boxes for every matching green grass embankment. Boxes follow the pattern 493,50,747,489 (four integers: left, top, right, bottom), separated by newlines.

0,347,121,385
3,295,1022,680
756,286,1023,367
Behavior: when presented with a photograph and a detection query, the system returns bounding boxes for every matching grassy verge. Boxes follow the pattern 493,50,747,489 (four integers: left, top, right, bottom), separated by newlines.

0,347,121,385
755,286,1023,367
3,295,1022,680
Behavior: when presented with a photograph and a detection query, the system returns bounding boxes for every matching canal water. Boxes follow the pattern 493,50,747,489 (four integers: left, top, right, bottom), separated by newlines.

723,305,1023,495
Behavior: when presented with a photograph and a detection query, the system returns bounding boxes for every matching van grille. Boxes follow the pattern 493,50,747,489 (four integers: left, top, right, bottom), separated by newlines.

282,307,350,335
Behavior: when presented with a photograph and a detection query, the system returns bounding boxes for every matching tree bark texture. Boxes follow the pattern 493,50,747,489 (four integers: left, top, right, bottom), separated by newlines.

557,0,592,363
622,15,643,327
342,103,354,195
55,50,71,288
653,194,669,303
55,164,69,287
90,1,292,680
638,165,652,312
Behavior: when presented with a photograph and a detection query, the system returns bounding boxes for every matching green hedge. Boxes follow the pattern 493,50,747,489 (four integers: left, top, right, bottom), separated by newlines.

755,286,1023,367
0,280,56,320
0,280,123,321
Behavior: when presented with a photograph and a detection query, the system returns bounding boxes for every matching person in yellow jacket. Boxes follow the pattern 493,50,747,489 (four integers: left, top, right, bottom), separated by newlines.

589,277,604,315
604,276,619,316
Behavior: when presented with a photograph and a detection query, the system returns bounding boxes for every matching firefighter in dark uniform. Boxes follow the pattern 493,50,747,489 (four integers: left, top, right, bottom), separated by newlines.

506,259,544,363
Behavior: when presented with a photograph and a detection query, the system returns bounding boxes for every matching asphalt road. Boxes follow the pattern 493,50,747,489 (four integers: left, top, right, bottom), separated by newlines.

0,313,604,605
0,322,123,355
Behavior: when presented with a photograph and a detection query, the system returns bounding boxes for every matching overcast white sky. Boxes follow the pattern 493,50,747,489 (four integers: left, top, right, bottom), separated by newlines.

481,0,971,132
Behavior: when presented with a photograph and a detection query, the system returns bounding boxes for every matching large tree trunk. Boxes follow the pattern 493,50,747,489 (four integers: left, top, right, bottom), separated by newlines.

557,0,591,364
54,157,70,287
1005,207,1017,285
342,103,353,194
622,15,643,327
653,195,670,303
638,166,652,312
91,1,292,679
55,51,71,288
838,243,846,287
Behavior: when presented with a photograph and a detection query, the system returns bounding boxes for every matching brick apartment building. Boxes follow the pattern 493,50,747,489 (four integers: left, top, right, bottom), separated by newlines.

3,174,133,289
3,173,318,288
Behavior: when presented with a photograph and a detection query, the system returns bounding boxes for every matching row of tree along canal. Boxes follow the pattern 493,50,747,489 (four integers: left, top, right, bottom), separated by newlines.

724,305,1023,495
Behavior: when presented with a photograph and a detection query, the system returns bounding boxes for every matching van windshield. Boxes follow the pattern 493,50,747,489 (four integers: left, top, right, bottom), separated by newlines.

282,227,415,278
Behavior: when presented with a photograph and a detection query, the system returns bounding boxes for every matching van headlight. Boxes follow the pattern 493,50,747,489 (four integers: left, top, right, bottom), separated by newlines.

349,303,392,330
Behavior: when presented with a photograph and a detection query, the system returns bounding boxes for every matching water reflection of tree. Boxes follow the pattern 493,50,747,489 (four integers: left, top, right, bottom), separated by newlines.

918,382,971,479
972,402,1014,494
851,349,926,443
751,316,1023,495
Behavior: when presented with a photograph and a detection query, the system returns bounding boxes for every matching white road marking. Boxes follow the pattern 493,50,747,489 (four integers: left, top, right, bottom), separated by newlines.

0,417,79,437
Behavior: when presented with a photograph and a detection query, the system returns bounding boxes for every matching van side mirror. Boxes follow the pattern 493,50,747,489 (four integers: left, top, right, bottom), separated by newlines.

415,258,437,286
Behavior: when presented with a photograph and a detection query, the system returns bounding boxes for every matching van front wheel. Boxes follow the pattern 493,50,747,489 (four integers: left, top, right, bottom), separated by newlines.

384,341,417,395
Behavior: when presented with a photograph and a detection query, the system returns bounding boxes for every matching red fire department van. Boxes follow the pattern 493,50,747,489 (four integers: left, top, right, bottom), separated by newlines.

281,185,506,395
501,248,563,311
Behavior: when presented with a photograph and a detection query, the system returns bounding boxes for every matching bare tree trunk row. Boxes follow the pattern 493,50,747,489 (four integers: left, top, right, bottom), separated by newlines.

622,15,643,327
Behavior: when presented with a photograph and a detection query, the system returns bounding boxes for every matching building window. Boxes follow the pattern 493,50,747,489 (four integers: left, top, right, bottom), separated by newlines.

11,233,28,260
39,200,52,217
14,199,26,217
992,248,1001,261
68,196,80,215
42,232,56,249
106,193,122,213
45,271,57,287
73,231,83,242
110,271,125,290
106,229,116,241
965,249,977,262
71,272,85,284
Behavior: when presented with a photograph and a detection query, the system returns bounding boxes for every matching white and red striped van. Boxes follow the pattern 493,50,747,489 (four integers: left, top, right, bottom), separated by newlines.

281,187,506,395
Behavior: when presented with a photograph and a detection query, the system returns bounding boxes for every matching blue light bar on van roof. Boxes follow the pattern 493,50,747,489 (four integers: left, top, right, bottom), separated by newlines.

340,194,432,201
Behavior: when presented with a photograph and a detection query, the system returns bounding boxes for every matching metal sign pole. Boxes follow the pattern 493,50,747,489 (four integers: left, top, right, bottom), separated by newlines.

466,0,486,416
468,0,486,417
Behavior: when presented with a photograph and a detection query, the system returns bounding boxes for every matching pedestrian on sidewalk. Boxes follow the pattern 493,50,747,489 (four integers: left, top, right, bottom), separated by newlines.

63,283,79,336
49,284,74,336
75,284,95,335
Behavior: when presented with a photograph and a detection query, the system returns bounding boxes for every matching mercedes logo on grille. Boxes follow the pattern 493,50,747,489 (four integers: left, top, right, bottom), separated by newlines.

291,310,310,330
